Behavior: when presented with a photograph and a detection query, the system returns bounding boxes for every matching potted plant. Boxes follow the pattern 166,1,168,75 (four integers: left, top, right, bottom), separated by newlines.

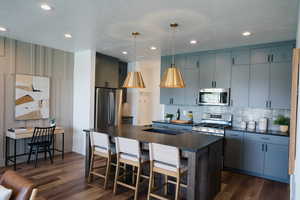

274,115,290,133
165,113,174,123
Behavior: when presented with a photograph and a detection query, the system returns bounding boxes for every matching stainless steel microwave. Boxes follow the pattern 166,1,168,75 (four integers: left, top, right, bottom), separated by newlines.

198,88,230,106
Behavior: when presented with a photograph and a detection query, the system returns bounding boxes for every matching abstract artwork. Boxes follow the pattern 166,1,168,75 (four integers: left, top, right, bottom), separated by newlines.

15,74,50,120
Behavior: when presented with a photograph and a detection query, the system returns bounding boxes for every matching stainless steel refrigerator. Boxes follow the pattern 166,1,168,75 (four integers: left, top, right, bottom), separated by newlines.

95,88,123,129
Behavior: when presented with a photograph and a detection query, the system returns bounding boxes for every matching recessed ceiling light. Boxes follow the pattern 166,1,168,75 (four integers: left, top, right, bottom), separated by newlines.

41,3,52,11
150,46,157,50
122,51,128,55
242,31,252,36
0,26,7,32
190,40,197,44
64,33,72,39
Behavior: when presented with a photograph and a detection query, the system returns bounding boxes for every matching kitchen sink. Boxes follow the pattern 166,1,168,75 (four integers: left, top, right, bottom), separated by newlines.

143,128,184,135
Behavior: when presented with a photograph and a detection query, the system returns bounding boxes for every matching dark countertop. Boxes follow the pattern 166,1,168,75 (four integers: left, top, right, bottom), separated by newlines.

83,125,223,152
227,127,289,137
152,120,200,126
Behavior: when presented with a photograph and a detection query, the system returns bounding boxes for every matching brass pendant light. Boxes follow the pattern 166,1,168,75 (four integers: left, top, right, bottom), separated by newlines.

160,23,185,88
122,32,146,88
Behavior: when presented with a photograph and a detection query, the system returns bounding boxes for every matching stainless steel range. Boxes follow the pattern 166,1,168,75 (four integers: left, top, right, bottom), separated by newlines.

192,113,232,136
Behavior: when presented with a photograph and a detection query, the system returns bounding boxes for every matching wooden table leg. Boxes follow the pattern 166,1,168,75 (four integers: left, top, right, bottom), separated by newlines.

14,138,17,170
85,131,91,177
5,136,9,167
62,133,64,159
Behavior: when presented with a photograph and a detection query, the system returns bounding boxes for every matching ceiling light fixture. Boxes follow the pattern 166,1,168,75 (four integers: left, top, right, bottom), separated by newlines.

242,31,252,36
122,32,146,88
64,33,72,39
150,46,157,50
122,51,128,55
41,4,52,11
0,27,7,32
190,40,197,44
160,23,185,88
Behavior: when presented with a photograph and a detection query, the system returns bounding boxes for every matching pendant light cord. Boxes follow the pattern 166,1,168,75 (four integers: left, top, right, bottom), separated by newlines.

134,34,137,69
171,26,175,67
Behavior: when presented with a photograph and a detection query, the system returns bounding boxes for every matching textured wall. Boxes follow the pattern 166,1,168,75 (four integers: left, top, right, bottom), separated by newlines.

0,37,74,166
164,105,290,131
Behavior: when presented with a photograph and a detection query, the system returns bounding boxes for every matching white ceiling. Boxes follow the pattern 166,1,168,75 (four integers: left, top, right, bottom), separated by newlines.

0,0,298,62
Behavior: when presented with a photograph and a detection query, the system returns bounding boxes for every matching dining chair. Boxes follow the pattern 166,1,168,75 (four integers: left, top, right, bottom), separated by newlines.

148,143,187,200
27,126,55,168
88,131,116,189
113,137,149,200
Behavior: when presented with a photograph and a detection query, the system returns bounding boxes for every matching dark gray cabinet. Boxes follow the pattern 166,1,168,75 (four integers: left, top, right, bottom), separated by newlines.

249,63,270,108
224,130,244,169
264,144,289,180
231,65,250,107
243,139,265,174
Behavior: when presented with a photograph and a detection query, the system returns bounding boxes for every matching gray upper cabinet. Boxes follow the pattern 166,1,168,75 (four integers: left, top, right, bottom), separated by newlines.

185,53,200,69
231,65,250,107
183,68,200,105
249,63,270,108
250,47,270,64
174,54,186,68
243,139,265,174
224,131,244,169
199,53,216,88
269,62,291,109
215,52,231,88
232,48,250,65
264,144,289,181
271,45,293,63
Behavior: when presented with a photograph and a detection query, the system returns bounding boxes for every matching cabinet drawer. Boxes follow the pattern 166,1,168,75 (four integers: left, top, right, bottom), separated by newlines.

244,133,289,145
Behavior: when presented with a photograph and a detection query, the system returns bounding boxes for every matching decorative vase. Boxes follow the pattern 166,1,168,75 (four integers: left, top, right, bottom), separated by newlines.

165,118,172,123
279,125,288,133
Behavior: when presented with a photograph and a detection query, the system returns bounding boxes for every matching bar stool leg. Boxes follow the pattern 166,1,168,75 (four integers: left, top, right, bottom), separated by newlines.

175,173,181,200
134,165,141,200
164,175,168,195
88,149,95,183
104,154,111,189
147,163,154,200
113,157,120,195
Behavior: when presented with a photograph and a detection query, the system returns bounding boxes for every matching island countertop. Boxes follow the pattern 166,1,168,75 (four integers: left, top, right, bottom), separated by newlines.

83,125,223,152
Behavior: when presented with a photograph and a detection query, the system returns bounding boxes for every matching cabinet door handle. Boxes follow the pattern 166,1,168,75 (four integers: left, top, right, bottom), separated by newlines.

269,101,272,108
231,99,233,106
262,144,265,152
267,55,270,63
232,57,235,65
195,97,198,104
271,54,274,63
196,61,199,68
265,101,268,108
212,81,214,88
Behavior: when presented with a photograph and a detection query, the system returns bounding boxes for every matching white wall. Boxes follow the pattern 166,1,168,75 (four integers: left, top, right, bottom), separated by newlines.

291,2,300,199
72,50,95,155
126,59,164,125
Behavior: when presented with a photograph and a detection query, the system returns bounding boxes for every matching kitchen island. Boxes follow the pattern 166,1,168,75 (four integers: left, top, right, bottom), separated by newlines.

83,125,223,200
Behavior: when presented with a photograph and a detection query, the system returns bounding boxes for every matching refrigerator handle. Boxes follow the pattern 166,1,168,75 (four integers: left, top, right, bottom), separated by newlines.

95,88,100,129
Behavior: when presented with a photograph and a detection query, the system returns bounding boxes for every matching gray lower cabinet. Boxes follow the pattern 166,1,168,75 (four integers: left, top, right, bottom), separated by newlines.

249,63,270,108
243,139,265,174
225,130,289,183
231,65,250,107
264,144,289,180
224,131,244,169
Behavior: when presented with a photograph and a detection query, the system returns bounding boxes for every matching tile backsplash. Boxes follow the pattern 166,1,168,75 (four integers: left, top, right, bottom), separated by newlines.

164,105,290,131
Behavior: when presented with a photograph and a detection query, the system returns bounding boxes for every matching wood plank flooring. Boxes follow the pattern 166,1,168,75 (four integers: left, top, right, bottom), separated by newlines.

0,153,289,200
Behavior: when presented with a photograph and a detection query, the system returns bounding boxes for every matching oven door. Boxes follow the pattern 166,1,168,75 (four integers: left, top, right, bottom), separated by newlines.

198,88,230,106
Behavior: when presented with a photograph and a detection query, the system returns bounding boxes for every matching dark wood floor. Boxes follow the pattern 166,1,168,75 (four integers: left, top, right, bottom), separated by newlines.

0,153,289,200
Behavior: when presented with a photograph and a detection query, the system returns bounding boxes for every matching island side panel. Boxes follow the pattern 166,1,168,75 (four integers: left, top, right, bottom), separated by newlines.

187,140,223,200
85,131,91,177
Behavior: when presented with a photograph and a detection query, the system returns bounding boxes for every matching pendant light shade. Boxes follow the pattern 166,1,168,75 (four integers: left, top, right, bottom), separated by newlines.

160,64,185,88
160,23,185,88
122,32,146,88
122,71,145,88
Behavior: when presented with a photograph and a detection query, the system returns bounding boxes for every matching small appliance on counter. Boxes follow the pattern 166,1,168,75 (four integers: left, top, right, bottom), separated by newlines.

258,118,268,132
248,121,256,131
240,120,247,130
183,110,194,123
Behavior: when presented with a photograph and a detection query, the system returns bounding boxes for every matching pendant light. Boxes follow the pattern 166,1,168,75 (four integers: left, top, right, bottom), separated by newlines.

122,32,146,88
160,23,185,88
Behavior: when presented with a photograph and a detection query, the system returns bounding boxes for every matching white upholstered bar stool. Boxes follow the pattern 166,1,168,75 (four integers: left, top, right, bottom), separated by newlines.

113,137,149,200
147,143,187,200
88,132,116,189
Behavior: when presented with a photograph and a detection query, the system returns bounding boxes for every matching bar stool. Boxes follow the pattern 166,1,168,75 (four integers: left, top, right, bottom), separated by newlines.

113,137,149,200
88,132,116,189
147,143,187,200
